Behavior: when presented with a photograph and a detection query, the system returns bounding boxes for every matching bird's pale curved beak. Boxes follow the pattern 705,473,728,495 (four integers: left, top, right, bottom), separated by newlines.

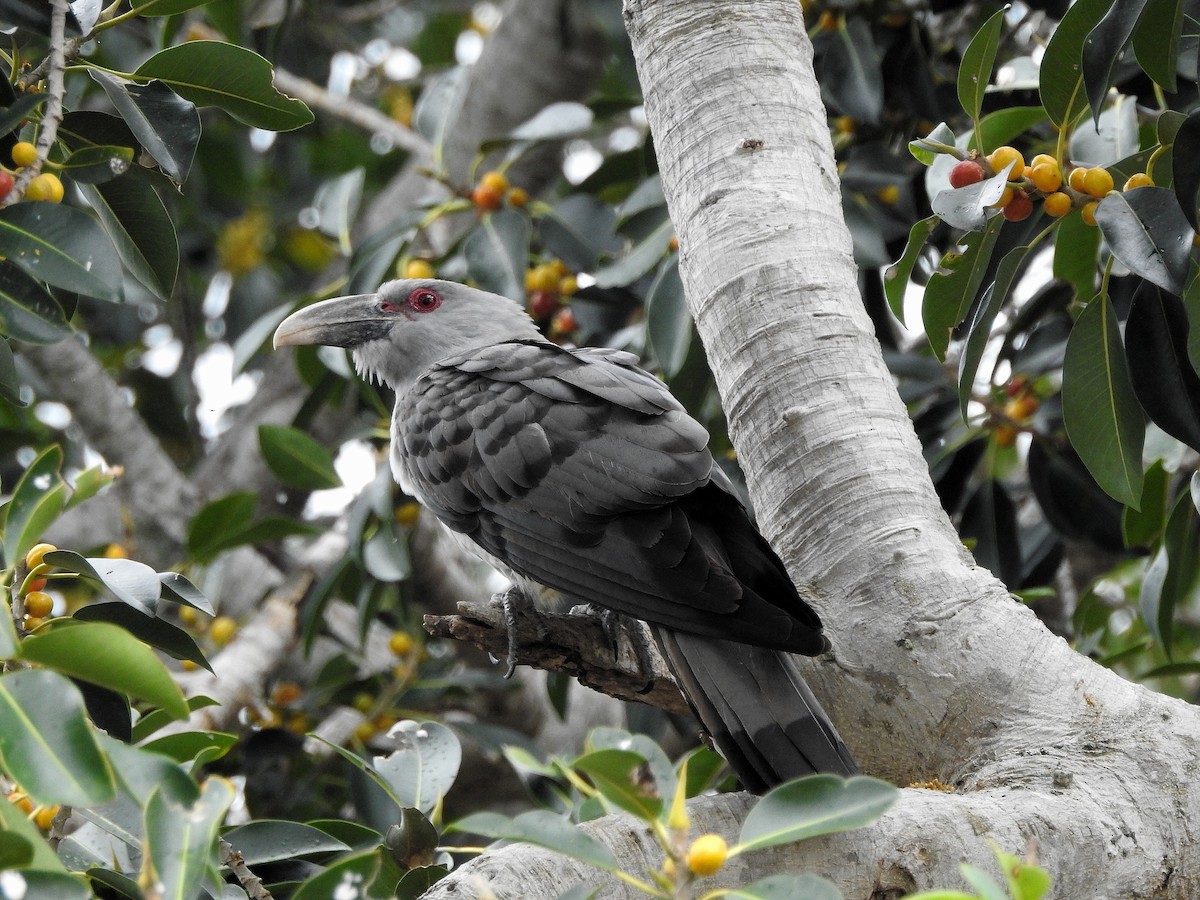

273,294,385,349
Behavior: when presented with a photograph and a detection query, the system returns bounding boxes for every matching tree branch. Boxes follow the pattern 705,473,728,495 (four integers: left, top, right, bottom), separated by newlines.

6,0,68,204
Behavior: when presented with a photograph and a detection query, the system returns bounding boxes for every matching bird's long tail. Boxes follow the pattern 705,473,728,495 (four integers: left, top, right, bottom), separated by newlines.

655,628,857,792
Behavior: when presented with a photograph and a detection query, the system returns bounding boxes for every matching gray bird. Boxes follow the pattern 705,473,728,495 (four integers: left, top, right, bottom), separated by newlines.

274,278,856,790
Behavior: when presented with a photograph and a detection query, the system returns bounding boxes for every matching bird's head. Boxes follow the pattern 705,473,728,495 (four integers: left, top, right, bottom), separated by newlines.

273,279,540,392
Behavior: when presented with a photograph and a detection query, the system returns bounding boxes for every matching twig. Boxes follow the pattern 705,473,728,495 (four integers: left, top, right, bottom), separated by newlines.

272,68,431,157
424,599,690,716
6,0,69,205
220,838,274,900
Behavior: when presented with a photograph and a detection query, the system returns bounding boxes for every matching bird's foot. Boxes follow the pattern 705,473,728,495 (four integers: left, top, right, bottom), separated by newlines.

490,584,533,679
571,603,657,694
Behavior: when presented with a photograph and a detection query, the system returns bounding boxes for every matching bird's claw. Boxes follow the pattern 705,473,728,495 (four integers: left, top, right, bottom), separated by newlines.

491,584,529,679
573,603,657,693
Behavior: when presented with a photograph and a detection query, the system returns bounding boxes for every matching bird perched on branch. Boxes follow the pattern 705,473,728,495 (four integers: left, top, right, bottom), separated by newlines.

274,278,857,791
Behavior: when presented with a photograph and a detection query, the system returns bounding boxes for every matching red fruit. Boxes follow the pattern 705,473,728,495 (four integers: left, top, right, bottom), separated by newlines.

528,290,559,319
550,307,578,336
1002,190,1033,222
0,170,12,202
949,160,986,189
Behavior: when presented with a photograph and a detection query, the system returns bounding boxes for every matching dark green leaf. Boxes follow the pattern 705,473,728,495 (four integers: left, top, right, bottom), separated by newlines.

1171,108,1200,231
883,216,937,323
1125,284,1200,451
738,774,898,852
1143,491,1200,654
539,195,622,271
74,603,212,672
1131,0,1183,92
88,71,200,184
645,256,690,378
908,122,957,166
923,216,1003,359
1123,459,1169,547
314,168,364,253
1094,188,1190,294
960,480,1021,587
0,794,63,870
0,831,33,869
396,866,450,900
60,145,134,184
141,731,236,766
958,238,1041,415
135,41,314,131
132,0,215,14
0,262,71,344
0,94,45,138
187,491,316,561
464,207,532,301
143,778,234,900
0,336,22,406
291,849,383,900
362,523,411,582
1081,0,1152,124
258,424,341,490
1062,295,1145,508
77,173,179,299
130,695,219,744
0,670,117,807
21,621,189,718
819,16,882,125
958,8,1006,127
448,810,618,871
1028,437,1126,552
222,820,351,865
976,107,1049,153
1,870,91,899
412,66,468,156
593,209,673,288
347,211,424,294
95,732,199,806
1040,0,1111,126
0,203,123,303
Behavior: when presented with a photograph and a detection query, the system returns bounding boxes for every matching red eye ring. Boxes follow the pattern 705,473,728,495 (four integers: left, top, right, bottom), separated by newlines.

407,289,442,313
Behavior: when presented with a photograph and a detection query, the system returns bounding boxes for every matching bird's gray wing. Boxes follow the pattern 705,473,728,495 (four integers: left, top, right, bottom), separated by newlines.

397,340,820,652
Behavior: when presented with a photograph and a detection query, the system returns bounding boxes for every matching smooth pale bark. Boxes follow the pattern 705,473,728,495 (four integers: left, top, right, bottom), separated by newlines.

424,1,1199,897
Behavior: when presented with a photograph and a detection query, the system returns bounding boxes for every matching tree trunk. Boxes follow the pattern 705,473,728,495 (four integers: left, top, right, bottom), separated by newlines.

424,1,1200,897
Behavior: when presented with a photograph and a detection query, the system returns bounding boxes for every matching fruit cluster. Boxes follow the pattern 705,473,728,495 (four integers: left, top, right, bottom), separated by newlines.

993,375,1041,448
19,542,57,630
948,146,1151,226
0,141,64,204
525,258,579,339
470,169,528,212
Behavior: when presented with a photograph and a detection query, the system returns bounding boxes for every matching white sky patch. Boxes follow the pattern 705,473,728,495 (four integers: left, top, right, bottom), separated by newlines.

193,343,261,439
564,140,603,184
249,129,276,152
384,47,421,81
456,29,483,65
304,440,380,518
328,51,359,96
34,401,71,429
203,271,234,319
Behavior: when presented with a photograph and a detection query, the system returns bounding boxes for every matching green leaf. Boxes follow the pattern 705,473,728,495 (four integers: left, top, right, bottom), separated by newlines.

1131,0,1183,92
645,256,691,378
1082,0,1152,125
1171,109,1200,231
0,670,117,807
995,847,1053,900
88,71,201,184
448,810,618,871
74,603,212,672
130,695,219,743
1040,0,1111,127
585,727,677,811
187,491,316,562
958,7,1006,128
258,424,341,490
0,336,23,406
593,209,674,288
464,207,532,302
132,0,217,15
0,263,70,344
0,830,33,869
725,874,842,900
347,210,424,295
1125,284,1200,451
1,445,67,562
291,848,383,900
158,572,215,616
959,862,1009,900
0,870,91,899
0,94,46,137
0,795,63,870
77,173,179,300
573,749,662,820
1062,295,1145,508
923,216,1003,360
1123,459,1169,547
142,777,234,900
976,107,1048,153
539,195,622,271
736,774,898,853
371,720,462,815
20,621,189,719
141,731,236,767
96,732,199,806
43,551,163,611
958,237,1043,416
819,16,882,125
0,203,123,303
222,820,351,865
135,41,314,131
413,66,468,164
60,145,134,185
313,168,365,255
0,595,18,660
1052,208,1100,300
908,122,957,165
1141,491,1200,654
1094,188,1190,294
66,464,116,510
